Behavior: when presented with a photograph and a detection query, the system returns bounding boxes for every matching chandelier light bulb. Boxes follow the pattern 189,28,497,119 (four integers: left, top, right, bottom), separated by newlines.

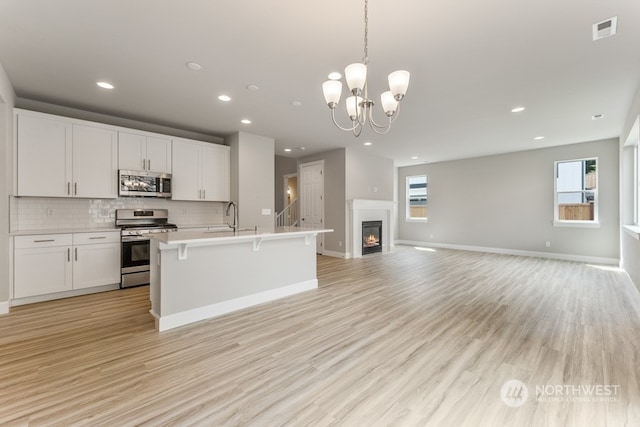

346,96,364,121
388,70,410,101
381,91,399,116
345,63,367,95
322,80,343,108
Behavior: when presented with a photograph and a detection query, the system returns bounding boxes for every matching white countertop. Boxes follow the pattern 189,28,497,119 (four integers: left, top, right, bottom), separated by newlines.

153,226,333,246
10,228,119,236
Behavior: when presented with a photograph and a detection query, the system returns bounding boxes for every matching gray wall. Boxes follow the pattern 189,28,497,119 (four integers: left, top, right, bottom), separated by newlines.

274,155,297,214
345,148,394,201
0,62,16,309
620,85,640,289
299,148,346,255
228,131,275,229
398,138,619,260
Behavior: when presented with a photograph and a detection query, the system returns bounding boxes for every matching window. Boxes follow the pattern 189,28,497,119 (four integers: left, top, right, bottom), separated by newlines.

406,175,427,221
554,158,598,225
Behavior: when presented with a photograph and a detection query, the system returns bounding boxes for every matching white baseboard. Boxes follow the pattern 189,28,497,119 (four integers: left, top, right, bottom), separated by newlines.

157,279,318,332
396,240,619,265
0,300,8,315
323,250,348,259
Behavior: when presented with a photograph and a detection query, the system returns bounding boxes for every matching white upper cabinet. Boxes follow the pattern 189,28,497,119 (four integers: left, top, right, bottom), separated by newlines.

17,113,72,197
172,139,230,201
73,124,118,198
16,110,118,198
118,131,171,173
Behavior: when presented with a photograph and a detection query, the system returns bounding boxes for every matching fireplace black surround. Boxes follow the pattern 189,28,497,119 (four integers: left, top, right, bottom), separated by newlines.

362,220,383,255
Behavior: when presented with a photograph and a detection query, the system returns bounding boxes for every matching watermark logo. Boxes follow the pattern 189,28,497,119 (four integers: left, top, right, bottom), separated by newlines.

501,379,528,407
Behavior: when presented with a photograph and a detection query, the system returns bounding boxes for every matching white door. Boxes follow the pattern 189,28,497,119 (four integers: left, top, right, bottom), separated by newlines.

14,246,73,298
201,143,230,201
118,131,146,171
299,161,324,253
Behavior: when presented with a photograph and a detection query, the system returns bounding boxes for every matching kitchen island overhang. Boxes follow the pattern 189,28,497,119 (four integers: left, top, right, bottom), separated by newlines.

149,227,333,331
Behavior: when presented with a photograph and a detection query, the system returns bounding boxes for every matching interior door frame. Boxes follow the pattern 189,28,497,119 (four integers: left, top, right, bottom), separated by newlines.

299,160,325,254
283,172,297,210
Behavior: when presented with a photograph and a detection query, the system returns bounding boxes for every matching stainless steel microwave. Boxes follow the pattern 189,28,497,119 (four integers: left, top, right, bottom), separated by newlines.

119,170,172,198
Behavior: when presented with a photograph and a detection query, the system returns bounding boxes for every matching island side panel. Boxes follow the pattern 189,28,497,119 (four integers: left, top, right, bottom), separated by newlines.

156,235,318,328
149,239,162,320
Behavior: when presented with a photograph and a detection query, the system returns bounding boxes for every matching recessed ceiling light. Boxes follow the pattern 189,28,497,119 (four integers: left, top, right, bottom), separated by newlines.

328,72,342,80
246,84,259,91
218,95,232,102
96,81,114,89
241,119,252,124
284,148,292,152
186,62,202,71
592,113,605,120
411,156,419,160
511,106,526,113
291,101,302,107
363,141,373,146
534,136,545,140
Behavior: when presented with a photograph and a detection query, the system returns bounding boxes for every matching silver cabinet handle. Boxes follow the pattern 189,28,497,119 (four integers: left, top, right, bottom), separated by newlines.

75,247,78,261
67,248,70,262
67,182,71,195
147,159,151,170
74,183,78,195
34,239,55,243
89,236,106,240
142,159,146,170
203,189,206,199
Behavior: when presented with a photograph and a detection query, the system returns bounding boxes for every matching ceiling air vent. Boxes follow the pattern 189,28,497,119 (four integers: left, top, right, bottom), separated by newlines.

592,17,617,41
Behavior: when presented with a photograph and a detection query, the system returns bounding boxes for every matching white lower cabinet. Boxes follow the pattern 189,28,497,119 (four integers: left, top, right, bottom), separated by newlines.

14,231,120,300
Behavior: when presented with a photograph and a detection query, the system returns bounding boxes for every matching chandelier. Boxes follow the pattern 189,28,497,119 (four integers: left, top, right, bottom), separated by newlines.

322,0,410,136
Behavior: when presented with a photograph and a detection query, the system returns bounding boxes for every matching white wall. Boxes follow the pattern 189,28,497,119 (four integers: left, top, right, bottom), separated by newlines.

228,132,275,229
398,138,619,262
0,62,16,311
620,85,640,289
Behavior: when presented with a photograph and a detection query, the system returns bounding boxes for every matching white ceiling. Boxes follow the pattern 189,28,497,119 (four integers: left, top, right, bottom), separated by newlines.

1,0,639,166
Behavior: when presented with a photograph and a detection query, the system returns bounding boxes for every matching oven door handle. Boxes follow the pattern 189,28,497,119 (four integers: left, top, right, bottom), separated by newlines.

121,236,151,242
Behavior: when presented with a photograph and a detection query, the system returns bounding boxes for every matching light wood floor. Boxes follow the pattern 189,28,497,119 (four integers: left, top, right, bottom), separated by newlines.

1,246,640,426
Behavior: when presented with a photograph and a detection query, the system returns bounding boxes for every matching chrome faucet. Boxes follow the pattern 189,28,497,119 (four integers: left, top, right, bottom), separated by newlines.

226,201,238,232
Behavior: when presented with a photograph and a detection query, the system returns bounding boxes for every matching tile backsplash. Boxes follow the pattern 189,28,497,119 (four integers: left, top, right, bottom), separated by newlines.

10,197,226,232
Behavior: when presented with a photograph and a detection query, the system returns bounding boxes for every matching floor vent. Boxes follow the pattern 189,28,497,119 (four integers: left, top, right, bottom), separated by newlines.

592,17,617,41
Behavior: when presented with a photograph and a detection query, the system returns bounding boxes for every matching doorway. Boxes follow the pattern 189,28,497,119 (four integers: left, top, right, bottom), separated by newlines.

299,160,324,254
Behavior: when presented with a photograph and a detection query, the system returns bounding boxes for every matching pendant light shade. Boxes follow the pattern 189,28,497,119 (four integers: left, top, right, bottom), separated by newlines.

345,63,367,95
346,96,364,121
322,80,343,108
381,91,399,116
388,70,410,101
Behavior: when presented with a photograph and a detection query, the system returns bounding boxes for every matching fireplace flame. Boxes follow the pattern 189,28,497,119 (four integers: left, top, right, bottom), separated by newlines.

364,234,379,247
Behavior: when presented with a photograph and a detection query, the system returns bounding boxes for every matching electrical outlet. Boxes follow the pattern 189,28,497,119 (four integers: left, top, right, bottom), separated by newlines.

429,233,434,239
46,208,54,216
338,241,343,247
545,241,551,247
261,208,271,215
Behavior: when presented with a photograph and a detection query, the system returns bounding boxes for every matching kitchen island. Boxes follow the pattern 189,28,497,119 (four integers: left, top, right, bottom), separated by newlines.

149,226,333,331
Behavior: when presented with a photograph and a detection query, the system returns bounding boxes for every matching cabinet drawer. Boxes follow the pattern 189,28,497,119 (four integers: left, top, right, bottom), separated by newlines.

14,234,72,249
73,231,120,245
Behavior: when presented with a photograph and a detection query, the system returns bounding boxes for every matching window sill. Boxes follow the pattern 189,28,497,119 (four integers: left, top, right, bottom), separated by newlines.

552,221,600,228
623,225,640,240
406,218,428,223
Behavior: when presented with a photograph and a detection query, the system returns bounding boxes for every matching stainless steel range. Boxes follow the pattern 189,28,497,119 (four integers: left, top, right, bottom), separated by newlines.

116,209,177,288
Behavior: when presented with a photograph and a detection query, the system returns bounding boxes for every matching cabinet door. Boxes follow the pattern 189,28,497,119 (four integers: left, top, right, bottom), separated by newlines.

17,113,72,197
73,243,121,289
14,246,72,298
118,131,146,171
146,137,172,173
201,144,230,201
73,124,118,198
171,139,201,201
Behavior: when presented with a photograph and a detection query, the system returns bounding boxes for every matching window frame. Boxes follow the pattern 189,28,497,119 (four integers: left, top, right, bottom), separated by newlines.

405,174,428,222
553,157,599,228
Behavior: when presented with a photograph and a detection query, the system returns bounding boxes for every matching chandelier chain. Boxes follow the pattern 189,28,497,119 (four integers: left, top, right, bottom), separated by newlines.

363,0,369,64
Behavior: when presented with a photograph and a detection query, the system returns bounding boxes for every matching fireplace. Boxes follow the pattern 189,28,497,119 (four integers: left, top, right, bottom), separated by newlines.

362,220,383,255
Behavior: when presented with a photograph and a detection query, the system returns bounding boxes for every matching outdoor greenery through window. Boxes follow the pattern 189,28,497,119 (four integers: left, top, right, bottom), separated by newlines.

554,158,598,223
406,175,427,220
